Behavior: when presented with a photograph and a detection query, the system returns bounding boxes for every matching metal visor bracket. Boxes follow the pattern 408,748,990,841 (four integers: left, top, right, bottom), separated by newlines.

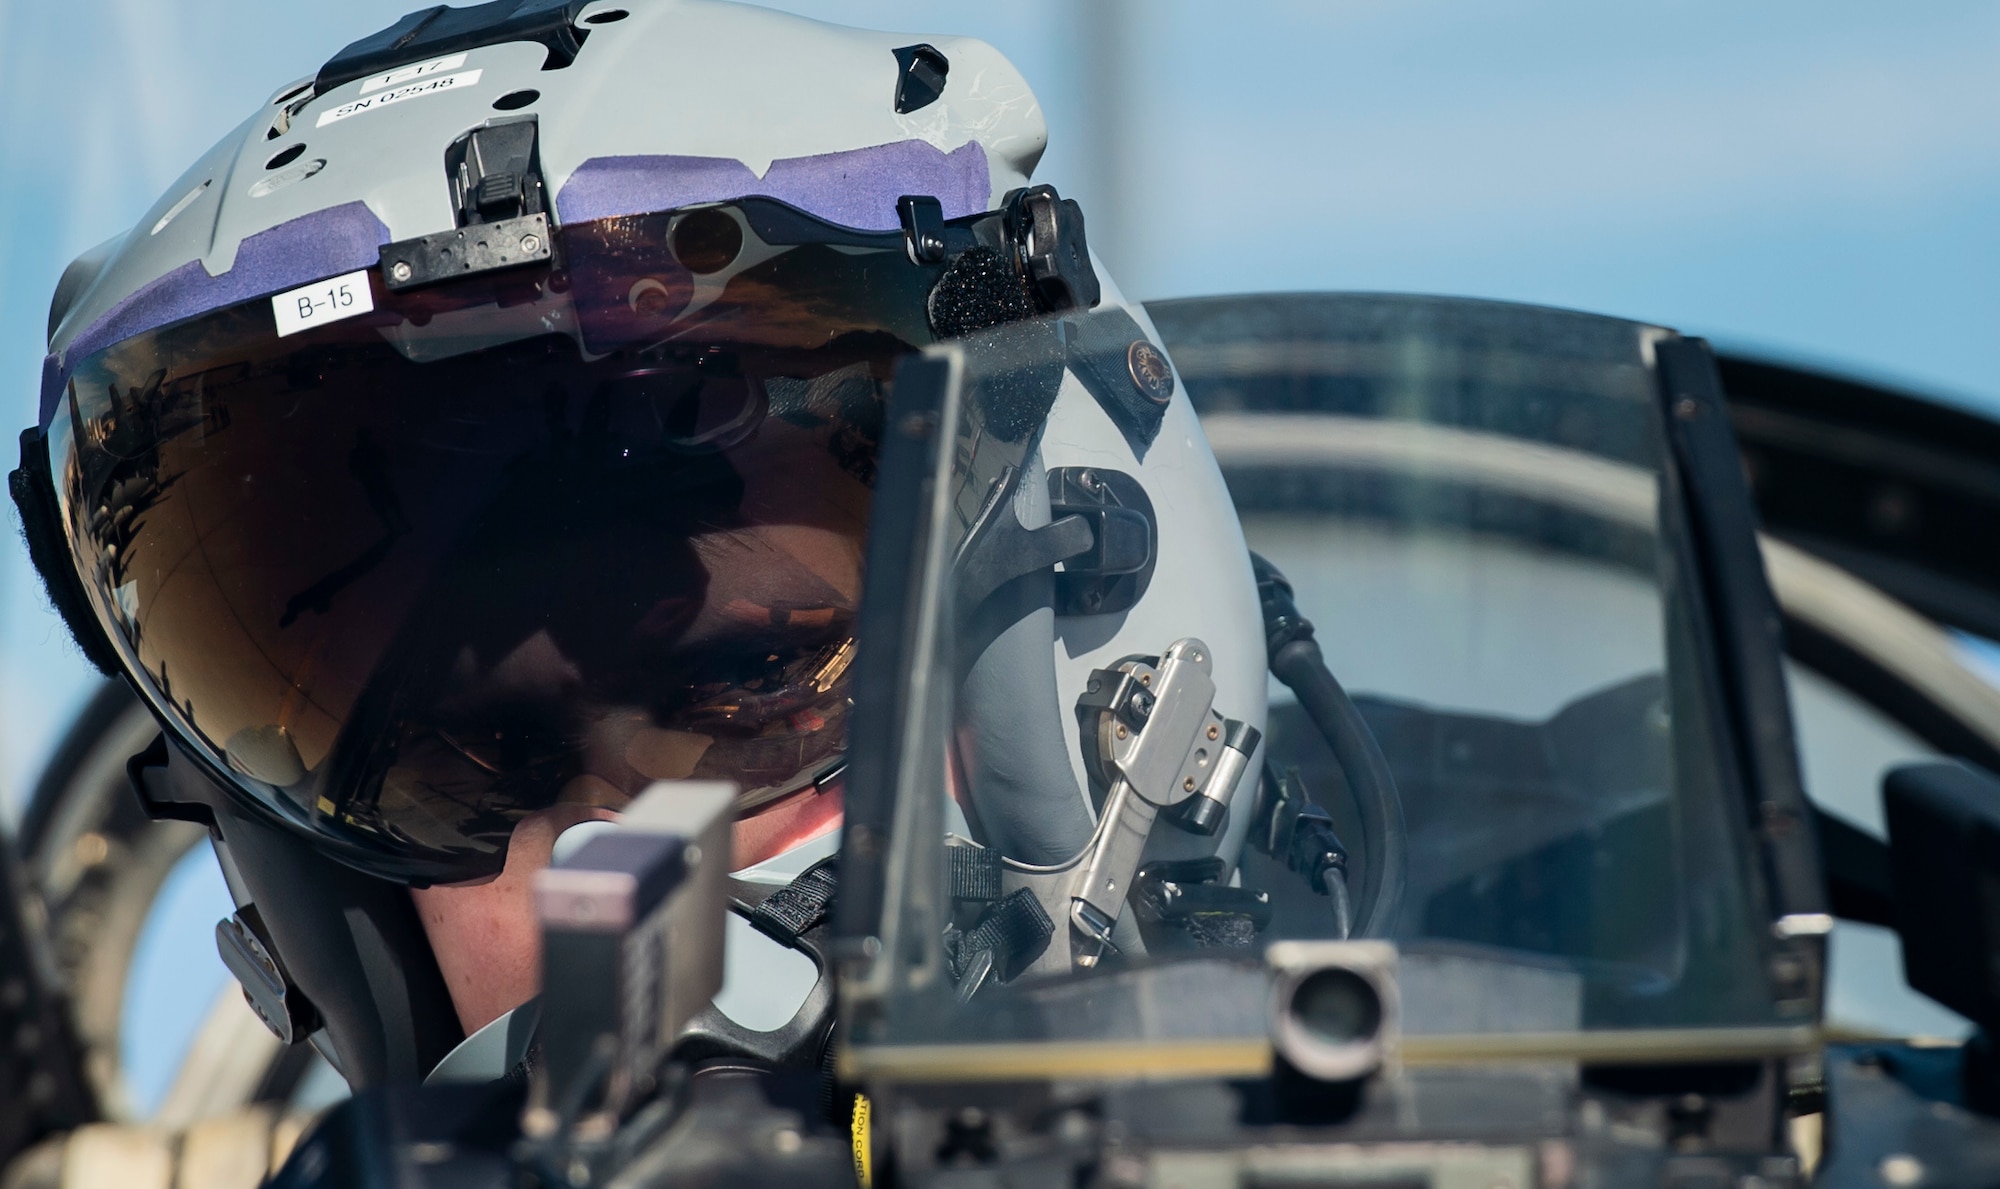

1054,639,1261,969
381,117,553,292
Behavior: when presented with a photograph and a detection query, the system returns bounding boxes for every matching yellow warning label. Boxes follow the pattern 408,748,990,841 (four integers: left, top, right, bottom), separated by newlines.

851,1093,872,1187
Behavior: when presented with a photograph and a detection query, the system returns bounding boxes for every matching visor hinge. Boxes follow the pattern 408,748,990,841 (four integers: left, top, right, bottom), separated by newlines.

1003,185,1102,314
897,195,949,265
380,116,553,292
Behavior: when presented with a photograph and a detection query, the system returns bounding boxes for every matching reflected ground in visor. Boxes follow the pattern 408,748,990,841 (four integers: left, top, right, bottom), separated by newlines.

51,204,937,882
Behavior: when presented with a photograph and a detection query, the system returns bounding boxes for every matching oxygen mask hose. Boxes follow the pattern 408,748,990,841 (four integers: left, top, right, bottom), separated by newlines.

1251,553,1407,938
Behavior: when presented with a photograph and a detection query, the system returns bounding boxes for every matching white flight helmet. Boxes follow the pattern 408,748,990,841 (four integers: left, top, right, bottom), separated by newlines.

14,0,1264,1087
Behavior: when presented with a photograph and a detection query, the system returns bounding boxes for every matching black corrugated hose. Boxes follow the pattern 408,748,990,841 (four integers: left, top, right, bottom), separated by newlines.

1251,553,1408,938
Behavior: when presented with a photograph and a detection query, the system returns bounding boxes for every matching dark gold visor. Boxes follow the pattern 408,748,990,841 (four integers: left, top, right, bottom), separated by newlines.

49,201,938,883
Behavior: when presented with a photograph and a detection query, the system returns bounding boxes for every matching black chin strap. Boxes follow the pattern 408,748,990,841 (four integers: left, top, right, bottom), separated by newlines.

659,859,845,1124
744,857,839,943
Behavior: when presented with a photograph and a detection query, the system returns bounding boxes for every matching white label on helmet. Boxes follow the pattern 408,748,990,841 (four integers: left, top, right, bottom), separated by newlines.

360,52,468,95
315,69,484,128
272,270,375,339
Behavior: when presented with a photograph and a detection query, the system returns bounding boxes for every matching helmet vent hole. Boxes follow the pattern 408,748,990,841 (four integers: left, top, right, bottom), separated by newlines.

265,144,307,171
669,210,743,275
493,89,540,111
584,9,629,23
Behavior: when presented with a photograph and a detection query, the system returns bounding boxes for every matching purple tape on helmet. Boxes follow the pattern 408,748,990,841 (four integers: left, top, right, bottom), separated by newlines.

37,140,991,428
555,139,990,230
43,202,392,428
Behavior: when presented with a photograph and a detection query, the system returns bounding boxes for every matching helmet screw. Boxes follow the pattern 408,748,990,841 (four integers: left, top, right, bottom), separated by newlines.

390,260,413,283
1207,724,1220,740
1183,777,1196,792
520,233,543,254
1126,340,1175,406
1115,724,1128,740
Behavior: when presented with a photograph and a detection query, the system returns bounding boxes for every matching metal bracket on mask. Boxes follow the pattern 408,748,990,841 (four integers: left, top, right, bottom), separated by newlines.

217,907,323,1045
979,640,1261,981
1066,641,1260,965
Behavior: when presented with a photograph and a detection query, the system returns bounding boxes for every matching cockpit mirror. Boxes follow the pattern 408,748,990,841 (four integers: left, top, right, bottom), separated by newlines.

1883,761,2000,1034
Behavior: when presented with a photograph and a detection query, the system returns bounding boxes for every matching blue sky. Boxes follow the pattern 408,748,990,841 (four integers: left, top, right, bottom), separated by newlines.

2,2,1997,809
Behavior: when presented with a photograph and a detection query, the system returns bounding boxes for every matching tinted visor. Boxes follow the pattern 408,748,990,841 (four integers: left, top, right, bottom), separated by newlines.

51,201,940,883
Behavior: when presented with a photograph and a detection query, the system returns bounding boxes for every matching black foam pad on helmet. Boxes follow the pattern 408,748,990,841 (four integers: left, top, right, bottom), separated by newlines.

9,430,118,675
926,246,1035,342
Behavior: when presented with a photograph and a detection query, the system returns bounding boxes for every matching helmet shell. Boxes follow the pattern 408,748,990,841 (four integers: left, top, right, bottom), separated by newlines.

45,0,1048,413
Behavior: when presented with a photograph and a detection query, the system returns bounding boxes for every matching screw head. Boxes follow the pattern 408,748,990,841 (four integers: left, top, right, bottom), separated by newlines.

1207,724,1221,740
521,233,543,254
1183,777,1196,792
1115,724,1128,740
390,260,413,283
1126,340,1175,405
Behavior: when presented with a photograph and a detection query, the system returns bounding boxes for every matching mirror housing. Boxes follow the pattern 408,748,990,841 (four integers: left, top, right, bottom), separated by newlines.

1884,761,2000,1031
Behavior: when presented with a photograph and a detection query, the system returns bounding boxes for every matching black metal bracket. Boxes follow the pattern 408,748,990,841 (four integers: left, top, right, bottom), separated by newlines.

449,117,545,226
1132,857,1273,952
1004,185,1101,314
891,44,949,114
1073,662,1159,765
381,213,552,293
1657,335,1827,1019
317,0,592,96
381,118,553,292
953,464,1096,615
1048,466,1155,616
898,195,948,265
